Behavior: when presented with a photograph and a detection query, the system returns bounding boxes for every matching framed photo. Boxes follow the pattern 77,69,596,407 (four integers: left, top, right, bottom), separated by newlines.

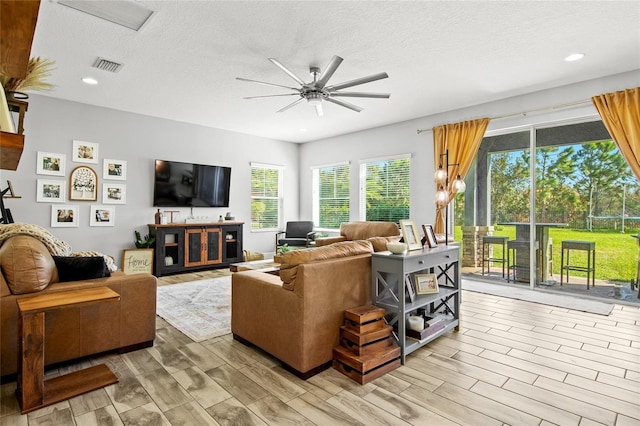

36,179,65,203
102,183,126,204
51,204,79,227
400,219,422,251
422,224,437,248
36,152,65,176
72,140,99,164
122,249,154,275
405,275,416,303
414,273,439,294
89,204,115,227
69,166,98,201
103,159,127,180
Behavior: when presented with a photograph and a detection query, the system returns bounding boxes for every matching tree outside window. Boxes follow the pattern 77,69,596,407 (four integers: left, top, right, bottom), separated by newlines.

251,164,282,230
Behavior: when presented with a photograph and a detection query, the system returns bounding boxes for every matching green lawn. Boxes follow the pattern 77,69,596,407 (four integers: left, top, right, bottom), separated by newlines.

454,226,639,282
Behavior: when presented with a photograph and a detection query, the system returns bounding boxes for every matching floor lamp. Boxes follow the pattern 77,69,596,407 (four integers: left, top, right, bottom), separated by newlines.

434,149,466,245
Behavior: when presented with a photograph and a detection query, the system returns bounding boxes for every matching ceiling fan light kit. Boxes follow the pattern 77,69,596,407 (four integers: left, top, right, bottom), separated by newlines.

237,55,390,116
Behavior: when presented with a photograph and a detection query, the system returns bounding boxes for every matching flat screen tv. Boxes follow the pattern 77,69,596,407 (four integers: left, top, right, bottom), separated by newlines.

153,159,231,207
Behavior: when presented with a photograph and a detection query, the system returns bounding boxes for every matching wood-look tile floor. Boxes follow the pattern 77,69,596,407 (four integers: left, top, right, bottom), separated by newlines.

2,270,639,426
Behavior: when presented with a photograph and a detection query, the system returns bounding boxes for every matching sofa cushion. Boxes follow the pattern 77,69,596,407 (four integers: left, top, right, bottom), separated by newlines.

279,240,373,290
53,256,111,282
367,235,402,252
0,235,55,294
340,221,400,241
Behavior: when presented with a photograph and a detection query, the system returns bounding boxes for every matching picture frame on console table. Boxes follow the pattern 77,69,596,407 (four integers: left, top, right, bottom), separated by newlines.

422,224,437,248
122,249,153,275
414,273,439,294
400,219,422,251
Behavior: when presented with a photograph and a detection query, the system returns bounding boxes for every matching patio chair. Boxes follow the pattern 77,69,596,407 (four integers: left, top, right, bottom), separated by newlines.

275,221,315,249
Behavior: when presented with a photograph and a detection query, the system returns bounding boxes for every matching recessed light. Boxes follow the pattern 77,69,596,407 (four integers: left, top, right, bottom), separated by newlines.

82,77,98,85
564,53,585,62
299,128,308,132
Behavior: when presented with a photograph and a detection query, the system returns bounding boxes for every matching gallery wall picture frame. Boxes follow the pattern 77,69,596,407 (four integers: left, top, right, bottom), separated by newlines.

69,166,98,201
102,183,126,204
36,152,66,176
103,159,127,180
122,248,154,275
422,224,438,248
89,204,115,227
400,219,422,251
36,179,65,203
72,140,99,164
414,273,439,294
51,204,79,227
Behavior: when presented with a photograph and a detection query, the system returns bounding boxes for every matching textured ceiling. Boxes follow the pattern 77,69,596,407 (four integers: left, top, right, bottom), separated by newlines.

30,1,640,143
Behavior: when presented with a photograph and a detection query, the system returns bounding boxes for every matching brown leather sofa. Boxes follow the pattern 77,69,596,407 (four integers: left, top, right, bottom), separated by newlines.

315,221,401,250
231,240,373,378
0,235,157,379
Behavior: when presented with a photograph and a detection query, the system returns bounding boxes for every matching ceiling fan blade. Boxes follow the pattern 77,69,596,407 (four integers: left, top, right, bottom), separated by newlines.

325,97,363,112
277,97,305,113
330,92,390,99
236,77,300,91
326,72,389,91
315,103,324,117
243,93,300,99
315,55,343,89
269,58,306,86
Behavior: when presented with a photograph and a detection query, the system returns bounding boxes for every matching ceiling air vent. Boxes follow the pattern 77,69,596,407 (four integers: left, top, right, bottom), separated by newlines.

93,58,123,73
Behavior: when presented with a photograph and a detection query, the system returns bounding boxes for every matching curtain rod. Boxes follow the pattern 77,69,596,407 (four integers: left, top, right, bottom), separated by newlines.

416,98,592,134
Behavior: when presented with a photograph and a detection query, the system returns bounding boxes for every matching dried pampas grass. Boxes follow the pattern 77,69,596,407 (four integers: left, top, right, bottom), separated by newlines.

0,57,55,93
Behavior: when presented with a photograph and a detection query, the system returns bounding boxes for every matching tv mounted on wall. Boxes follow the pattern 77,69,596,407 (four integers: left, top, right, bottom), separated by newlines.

153,159,231,207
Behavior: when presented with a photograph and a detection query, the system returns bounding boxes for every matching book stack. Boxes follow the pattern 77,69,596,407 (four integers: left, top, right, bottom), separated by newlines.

332,305,401,385
406,315,446,341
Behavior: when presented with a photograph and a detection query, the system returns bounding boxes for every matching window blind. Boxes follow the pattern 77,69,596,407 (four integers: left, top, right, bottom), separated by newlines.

250,163,282,230
312,163,350,229
359,155,410,223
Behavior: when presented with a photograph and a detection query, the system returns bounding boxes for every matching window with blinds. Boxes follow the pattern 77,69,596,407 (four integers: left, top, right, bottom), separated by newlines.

312,162,350,229
359,155,410,223
250,163,282,230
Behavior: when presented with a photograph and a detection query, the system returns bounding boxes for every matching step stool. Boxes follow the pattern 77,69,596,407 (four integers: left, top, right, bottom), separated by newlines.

332,305,400,385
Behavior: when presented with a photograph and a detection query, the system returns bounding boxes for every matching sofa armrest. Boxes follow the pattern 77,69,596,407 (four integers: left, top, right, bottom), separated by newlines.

314,236,346,247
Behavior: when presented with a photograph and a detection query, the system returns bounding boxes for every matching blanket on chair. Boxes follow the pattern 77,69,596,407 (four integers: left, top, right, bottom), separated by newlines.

0,223,117,271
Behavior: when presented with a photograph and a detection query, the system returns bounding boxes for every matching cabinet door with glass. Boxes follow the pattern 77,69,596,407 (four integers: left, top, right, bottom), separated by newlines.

185,227,222,267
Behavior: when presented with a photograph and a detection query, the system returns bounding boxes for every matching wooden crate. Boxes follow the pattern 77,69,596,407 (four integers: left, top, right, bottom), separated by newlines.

333,305,400,384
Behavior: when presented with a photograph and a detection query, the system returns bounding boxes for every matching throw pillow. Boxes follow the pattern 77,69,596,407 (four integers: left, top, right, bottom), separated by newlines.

52,256,111,282
0,235,55,294
69,251,118,272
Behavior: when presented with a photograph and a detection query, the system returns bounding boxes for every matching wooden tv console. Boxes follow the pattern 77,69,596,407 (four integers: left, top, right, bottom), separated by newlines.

148,222,243,276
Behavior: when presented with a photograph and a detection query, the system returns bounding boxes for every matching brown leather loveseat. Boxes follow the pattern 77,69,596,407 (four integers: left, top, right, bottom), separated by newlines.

314,221,401,250
0,234,157,379
232,240,373,378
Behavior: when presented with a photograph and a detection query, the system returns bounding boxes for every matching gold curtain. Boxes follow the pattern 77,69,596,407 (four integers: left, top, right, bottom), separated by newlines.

591,87,640,182
433,117,490,234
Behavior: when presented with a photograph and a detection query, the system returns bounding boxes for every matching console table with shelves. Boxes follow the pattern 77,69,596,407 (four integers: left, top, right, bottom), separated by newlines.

371,245,460,363
148,222,243,276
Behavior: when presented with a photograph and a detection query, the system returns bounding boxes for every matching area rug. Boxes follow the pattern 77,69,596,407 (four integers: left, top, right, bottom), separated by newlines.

462,279,614,316
156,276,231,342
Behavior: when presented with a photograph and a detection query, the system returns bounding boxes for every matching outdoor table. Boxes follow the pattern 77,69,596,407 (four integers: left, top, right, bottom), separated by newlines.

499,222,569,284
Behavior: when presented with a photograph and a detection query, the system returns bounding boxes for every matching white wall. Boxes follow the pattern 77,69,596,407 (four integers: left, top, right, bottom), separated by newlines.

0,96,299,262
298,70,640,230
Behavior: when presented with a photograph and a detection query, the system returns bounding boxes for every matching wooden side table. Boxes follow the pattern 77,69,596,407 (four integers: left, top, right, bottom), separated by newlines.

16,287,120,414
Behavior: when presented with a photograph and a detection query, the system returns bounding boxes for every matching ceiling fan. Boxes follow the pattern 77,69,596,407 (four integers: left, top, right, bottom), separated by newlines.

236,55,390,116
